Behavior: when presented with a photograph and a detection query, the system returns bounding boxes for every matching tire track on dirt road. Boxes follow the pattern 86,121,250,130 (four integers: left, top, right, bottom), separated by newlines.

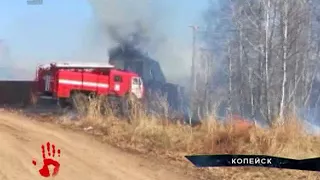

0,112,197,180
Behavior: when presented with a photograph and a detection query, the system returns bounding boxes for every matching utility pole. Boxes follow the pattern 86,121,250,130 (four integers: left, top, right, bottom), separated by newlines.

189,25,199,93
189,25,199,120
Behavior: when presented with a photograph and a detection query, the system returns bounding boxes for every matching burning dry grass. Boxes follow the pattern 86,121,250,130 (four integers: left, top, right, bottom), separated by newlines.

52,96,320,180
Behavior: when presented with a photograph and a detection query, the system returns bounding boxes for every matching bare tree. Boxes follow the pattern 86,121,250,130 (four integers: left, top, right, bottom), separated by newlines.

201,0,320,125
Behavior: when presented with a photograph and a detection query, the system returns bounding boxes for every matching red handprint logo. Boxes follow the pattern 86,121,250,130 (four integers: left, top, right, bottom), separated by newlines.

32,142,61,177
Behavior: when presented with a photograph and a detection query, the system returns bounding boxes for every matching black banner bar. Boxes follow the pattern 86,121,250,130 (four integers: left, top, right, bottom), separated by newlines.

185,155,320,171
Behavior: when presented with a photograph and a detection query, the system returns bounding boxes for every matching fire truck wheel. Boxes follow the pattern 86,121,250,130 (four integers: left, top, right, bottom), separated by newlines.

57,98,70,109
120,93,137,118
71,92,89,112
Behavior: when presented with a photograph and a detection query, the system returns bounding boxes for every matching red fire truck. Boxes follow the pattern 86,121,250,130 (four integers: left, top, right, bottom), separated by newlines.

35,62,144,110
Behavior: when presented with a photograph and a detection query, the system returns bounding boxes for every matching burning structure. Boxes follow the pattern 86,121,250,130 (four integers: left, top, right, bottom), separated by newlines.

108,41,189,119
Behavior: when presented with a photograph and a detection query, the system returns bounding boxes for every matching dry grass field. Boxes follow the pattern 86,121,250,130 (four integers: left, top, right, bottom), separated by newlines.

28,96,320,180
0,82,319,179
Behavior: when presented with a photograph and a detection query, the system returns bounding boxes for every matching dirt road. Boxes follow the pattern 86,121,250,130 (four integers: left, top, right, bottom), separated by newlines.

0,111,196,180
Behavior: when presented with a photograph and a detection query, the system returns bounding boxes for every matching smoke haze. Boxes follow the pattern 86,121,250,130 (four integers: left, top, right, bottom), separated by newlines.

83,0,195,83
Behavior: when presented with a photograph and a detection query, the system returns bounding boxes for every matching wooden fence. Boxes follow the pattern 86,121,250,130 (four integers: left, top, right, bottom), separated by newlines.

0,81,35,106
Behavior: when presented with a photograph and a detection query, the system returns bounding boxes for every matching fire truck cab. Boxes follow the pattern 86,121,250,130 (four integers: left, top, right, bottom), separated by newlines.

35,62,144,107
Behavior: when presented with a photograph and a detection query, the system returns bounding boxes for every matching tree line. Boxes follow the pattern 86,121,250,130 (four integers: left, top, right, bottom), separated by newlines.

194,0,320,125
